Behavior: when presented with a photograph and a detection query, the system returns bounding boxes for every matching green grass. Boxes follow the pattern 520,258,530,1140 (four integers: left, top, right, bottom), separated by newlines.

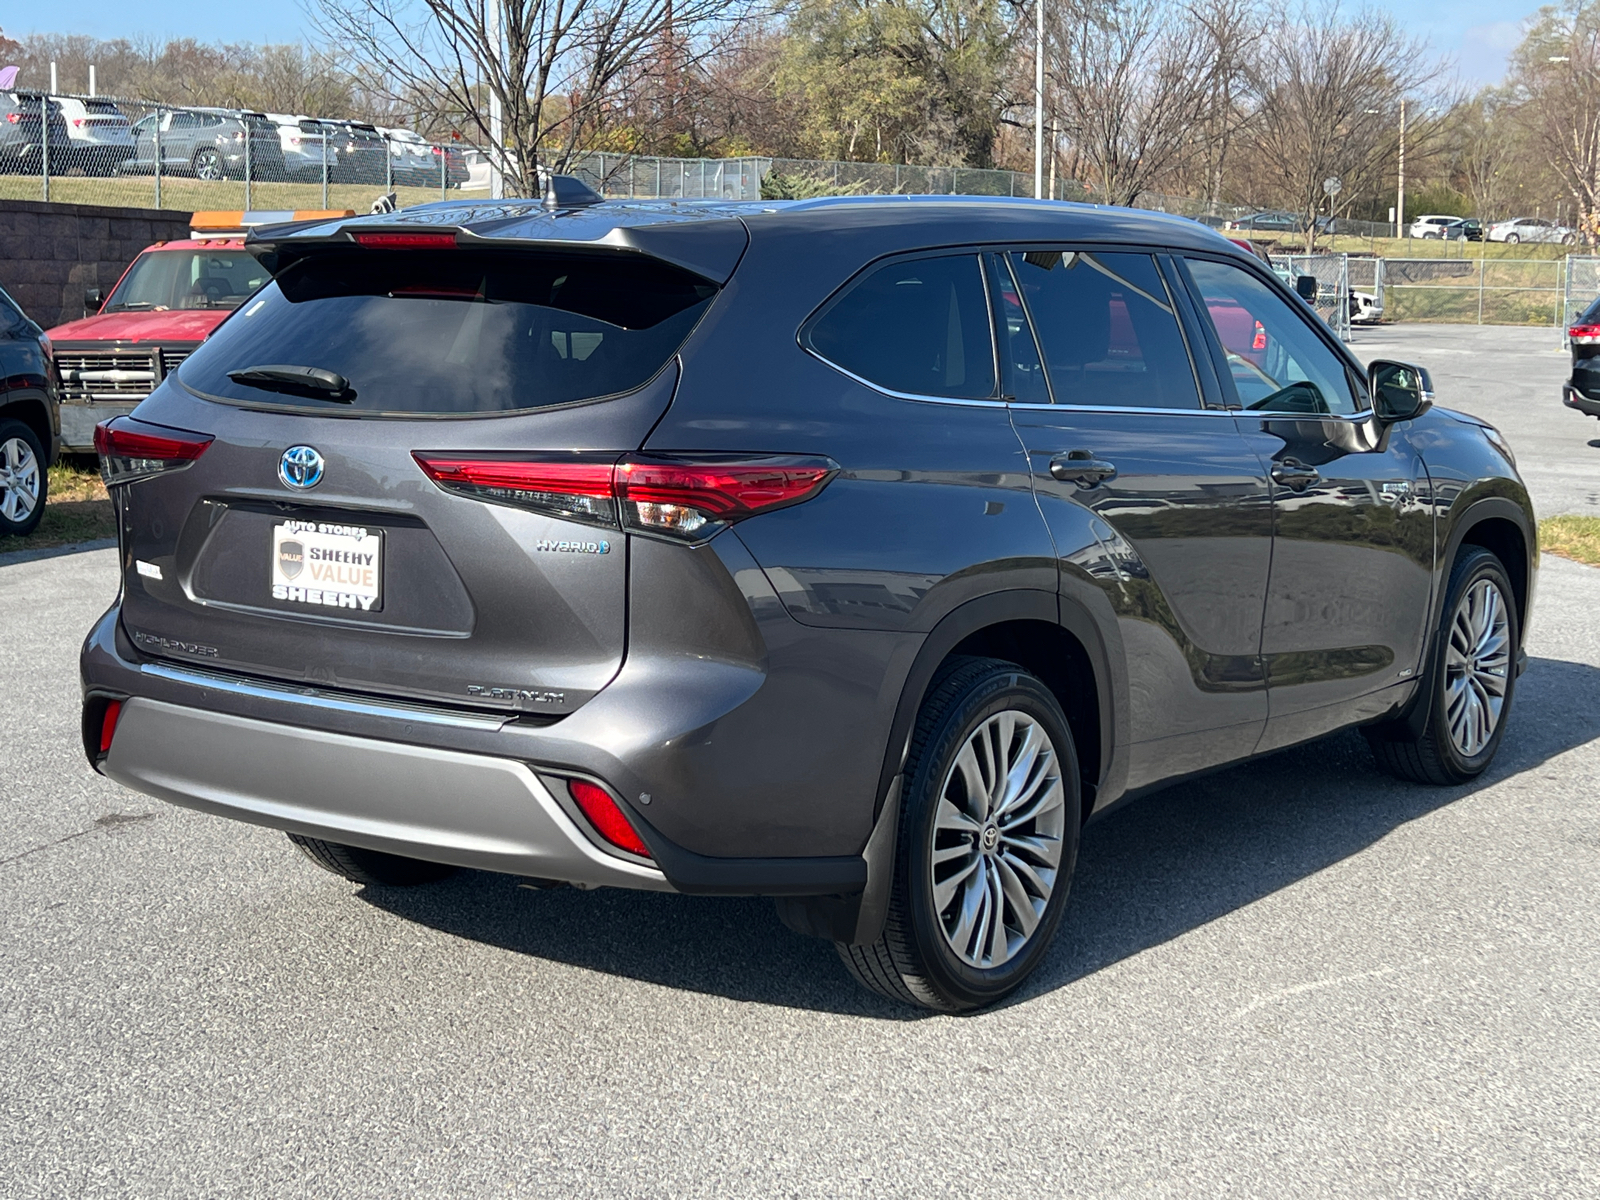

0,458,115,555
1540,515,1600,567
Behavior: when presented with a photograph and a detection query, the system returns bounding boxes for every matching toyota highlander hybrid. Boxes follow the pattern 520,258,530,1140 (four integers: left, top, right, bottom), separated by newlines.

81,189,1534,1011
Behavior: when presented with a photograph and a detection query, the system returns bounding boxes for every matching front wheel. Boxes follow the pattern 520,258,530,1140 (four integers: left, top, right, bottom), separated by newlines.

1366,547,1518,785
839,658,1081,1011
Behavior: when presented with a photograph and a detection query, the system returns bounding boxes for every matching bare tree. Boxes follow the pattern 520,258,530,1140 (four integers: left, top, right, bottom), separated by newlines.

314,0,755,195
1045,0,1216,207
1509,1,1600,241
1185,0,1263,212
1245,3,1441,250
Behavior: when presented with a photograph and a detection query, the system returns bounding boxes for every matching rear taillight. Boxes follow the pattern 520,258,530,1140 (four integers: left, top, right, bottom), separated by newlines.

412,452,838,543
4,114,18,125
99,700,123,755
1251,321,1267,351
94,417,213,487
567,780,651,858
1571,324,1600,345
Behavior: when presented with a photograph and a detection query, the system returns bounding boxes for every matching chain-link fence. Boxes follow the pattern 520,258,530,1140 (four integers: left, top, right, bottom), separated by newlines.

1378,258,1566,325
1271,253,1352,339
1563,256,1600,345
0,91,471,213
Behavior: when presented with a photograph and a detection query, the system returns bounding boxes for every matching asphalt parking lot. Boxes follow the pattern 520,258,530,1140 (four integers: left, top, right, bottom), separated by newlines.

3,325,1598,1198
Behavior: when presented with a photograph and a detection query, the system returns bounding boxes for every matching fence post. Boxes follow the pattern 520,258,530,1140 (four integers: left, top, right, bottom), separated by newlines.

154,108,162,209
321,124,330,209
1478,255,1485,325
40,95,49,203
385,133,393,194
439,143,446,200
244,120,252,212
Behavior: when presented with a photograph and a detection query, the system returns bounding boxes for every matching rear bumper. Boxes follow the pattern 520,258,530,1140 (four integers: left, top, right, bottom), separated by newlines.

104,695,675,891
1564,382,1600,418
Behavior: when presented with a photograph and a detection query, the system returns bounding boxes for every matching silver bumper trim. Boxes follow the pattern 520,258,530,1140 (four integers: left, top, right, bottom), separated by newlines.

104,697,672,890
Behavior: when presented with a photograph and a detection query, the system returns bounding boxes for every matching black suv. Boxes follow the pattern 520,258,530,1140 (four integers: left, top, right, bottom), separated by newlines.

0,282,58,538
82,193,1534,1010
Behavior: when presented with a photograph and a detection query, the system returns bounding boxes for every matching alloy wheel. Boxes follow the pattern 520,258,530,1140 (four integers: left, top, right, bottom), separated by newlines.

0,436,40,526
1443,577,1512,757
194,148,223,181
929,710,1066,969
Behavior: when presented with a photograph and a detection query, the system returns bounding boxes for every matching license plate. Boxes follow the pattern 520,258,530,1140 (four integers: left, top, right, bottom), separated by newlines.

270,521,383,612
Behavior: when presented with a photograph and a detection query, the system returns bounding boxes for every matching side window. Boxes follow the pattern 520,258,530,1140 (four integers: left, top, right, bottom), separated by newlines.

1184,257,1362,415
806,254,997,400
0,289,27,336
1009,249,1202,409
984,253,1049,403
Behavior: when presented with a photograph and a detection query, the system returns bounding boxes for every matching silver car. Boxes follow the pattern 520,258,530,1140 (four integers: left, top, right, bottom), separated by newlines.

1486,217,1576,245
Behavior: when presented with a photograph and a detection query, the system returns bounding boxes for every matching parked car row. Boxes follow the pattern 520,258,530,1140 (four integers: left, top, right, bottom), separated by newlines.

0,92,467,186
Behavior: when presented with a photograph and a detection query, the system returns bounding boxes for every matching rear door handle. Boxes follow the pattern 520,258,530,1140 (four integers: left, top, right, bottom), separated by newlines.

1270,459,1319,491
1049,450,1117,487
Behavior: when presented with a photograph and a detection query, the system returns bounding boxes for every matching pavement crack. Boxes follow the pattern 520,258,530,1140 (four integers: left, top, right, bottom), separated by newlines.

0,811,157,868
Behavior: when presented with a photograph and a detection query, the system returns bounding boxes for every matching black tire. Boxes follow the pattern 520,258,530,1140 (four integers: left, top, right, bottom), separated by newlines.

0,417,47,538
192,147,225,182
287,833,457,886
1365,547,1519,785
1505,233,1520,245
838,657,1081,1012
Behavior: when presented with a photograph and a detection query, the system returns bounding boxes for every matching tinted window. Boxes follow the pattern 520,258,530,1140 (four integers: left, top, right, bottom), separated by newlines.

807,255,996,400
1008,250,1201,409
1185,257,1361,415
179,249,717,416
0,287,29,336
985,254,1049,403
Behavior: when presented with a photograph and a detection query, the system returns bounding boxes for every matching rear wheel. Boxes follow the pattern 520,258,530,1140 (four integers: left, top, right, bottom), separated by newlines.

192,147,225,181
1366,547,1518,785
839,658,1081,1012
1505,233,1520,244
288,833,457,886
0,419,46,538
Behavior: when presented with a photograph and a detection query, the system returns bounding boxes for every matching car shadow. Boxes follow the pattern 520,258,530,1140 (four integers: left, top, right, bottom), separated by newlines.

359,655,1600,1018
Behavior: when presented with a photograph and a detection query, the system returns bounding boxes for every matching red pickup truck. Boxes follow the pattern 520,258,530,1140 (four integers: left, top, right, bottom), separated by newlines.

47,210,349,451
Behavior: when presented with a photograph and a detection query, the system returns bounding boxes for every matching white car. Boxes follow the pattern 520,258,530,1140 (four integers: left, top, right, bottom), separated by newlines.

1350,290,1383,324
375,127,442,187
53,96,135,176
1487,217,1576,245
1410,214,1467,240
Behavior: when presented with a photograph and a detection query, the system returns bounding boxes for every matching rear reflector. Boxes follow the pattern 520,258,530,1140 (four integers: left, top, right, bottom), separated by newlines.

1571,324,1600,345
99,700,123,755
94,417,214,487
352,231,458,249
412,452,837,543
567,780,651,858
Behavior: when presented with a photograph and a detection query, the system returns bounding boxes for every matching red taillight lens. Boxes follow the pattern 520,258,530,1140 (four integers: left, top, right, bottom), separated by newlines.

4,114,18,125
99,700,123,755
1251,321,1267,351
412,453,619,525
567,779,651,858
616,456,838,539
1571,324,1600,345
412,452,838,543
94,417,213,487
352,231,457,249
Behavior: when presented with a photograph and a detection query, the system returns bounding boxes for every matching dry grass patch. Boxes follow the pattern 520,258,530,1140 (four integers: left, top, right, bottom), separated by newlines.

0,457,115,555
1539,515,1600,567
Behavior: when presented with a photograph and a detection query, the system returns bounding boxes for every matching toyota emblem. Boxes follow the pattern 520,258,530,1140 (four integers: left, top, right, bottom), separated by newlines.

279,446,324,490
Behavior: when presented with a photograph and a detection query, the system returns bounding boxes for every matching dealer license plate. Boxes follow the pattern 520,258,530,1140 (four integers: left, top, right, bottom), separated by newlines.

270,520,383,612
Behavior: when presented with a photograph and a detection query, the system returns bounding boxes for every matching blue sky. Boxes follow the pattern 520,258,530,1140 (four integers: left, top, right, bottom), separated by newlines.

3,0,1536,90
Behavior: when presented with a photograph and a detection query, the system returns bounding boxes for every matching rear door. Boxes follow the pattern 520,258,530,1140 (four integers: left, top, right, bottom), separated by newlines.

1003,247,1274,790
116,241,722,717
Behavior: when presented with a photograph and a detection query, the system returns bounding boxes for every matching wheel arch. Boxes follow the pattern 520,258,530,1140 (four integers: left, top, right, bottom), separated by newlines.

875,591,1114,825
0,390,57,465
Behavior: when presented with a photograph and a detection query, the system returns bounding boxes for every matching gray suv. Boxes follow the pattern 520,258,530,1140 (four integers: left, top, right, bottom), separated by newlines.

82,191,1535,1011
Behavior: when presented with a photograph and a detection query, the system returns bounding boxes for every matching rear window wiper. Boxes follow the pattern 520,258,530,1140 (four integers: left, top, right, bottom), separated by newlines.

227,364,355,402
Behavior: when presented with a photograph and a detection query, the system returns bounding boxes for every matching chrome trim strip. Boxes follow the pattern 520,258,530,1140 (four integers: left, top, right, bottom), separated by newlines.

139,660,512,730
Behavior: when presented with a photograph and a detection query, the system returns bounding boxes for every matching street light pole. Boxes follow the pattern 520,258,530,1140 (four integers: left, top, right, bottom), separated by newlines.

1034,0,1043,199
488,0,505,199
1397,98,1406,239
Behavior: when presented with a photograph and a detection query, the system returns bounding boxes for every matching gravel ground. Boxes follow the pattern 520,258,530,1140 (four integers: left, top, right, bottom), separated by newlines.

2,325,1597,1198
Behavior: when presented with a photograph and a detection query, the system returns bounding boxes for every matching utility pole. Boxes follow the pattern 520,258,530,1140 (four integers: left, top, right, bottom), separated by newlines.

1397,98,1406,239
1033,0,1044,199
488,0,505,199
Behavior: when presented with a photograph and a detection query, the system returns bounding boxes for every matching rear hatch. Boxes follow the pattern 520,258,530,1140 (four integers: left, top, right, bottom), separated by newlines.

113,239,720,715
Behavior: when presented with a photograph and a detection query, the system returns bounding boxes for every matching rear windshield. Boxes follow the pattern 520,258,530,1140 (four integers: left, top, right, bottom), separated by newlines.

178,248,717,415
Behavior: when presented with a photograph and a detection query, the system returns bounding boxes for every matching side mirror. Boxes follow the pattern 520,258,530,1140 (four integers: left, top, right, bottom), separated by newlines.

84,286,103,315
1294,275,1319,302
1369,359,1433,423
